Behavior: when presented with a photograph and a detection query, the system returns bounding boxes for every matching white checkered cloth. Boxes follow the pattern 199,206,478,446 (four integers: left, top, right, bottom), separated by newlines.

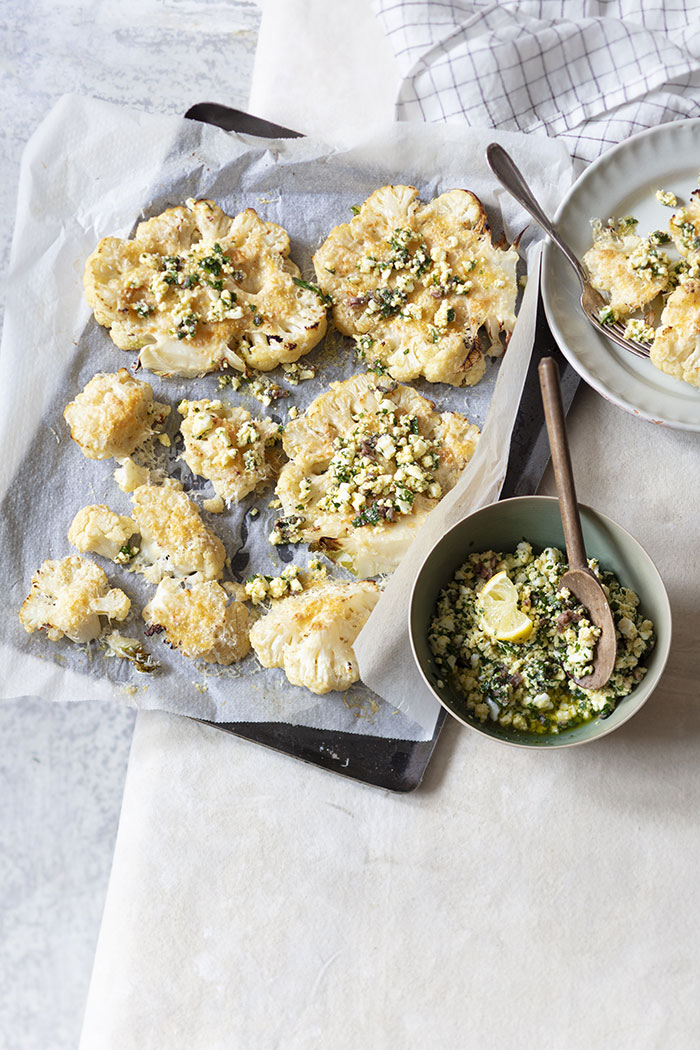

371,0,700,170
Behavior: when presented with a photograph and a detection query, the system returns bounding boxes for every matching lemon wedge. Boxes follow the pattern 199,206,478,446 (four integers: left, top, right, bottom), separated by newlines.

478,570,534,642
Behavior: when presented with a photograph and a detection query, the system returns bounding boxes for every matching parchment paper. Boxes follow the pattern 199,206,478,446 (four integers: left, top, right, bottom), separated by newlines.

0,95,572,739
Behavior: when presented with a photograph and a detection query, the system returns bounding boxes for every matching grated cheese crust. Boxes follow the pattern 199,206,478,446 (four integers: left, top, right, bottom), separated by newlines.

272,373,479,577
130,483,226,582
313,185,518,386
178,398,284,502
249,579,379,694
583,223,674,318
63,368,169,460
83,199,327,378
651,278,700,387
19,555,130,643
142,576,250,665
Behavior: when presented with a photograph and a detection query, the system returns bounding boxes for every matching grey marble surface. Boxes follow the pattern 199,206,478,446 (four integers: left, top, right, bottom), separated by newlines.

0,3,260,1047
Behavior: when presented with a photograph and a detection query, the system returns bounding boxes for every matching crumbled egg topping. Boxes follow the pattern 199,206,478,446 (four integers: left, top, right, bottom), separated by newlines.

243,560,328,606
217,367,289,407
428,543,655,735
315,402,442,526
623,318,656,344
656,189,678,208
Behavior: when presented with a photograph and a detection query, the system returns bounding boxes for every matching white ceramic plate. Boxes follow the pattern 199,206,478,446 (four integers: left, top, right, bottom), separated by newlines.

542,118,700,431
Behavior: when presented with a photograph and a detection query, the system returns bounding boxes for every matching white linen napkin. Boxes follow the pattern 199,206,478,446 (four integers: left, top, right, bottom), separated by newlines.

372,0,700,170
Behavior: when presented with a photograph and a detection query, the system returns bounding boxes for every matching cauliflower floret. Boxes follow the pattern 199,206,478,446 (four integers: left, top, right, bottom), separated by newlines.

314,185,518,386
650,278,700,387
142,576,250,665
67,505,138,562
130,483,226,582
64,368,169,460
19,555,130,643
272,373,479,576
249,579,379,694
83,198,327,377
178,399,283,502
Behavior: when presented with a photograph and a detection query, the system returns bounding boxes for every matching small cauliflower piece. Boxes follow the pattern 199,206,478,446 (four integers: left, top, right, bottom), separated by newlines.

583,220,673,318
272,373,479,576
314,185,518,386
113,456,152,494
178,398,283,502
64,368,169,460
19,555,130,643
651,278,700,387
68,505,138,562
142,576,250,665
249,579,379,694
83,198,327,378
130,483,226,582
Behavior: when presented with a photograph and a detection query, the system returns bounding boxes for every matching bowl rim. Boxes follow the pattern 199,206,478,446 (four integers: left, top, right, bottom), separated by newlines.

408,494,673,749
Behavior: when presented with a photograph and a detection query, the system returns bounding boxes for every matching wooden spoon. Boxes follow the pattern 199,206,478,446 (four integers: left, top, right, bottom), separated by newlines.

538,357,617,689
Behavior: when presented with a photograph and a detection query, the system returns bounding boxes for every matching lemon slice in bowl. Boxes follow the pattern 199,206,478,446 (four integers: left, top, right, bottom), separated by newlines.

478,570,534,642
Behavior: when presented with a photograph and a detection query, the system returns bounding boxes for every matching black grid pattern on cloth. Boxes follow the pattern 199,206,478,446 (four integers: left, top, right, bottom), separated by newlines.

371,0,700,169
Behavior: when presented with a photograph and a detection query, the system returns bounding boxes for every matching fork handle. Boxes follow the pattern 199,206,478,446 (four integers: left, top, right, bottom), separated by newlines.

538,357,588,571
486,143,588,290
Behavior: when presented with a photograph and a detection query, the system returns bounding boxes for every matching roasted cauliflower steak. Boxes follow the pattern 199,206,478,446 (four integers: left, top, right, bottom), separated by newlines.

313,184,518,386
651,278,700,387
249,579,379,694
178,398,283,503
271,373,479,577
19,555,130,643
130,482,226,583
583,220,674,319
142,576,250,665
64,368,169,460
83,198,327,377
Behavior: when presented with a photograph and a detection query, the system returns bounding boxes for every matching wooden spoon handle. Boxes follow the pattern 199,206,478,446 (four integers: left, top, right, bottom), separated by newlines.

538,357,588,571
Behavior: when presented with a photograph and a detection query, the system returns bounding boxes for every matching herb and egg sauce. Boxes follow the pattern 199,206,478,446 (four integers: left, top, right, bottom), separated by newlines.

428,543,655,734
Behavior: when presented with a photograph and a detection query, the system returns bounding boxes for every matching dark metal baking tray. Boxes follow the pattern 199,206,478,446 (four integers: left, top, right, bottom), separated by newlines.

184,103,578,791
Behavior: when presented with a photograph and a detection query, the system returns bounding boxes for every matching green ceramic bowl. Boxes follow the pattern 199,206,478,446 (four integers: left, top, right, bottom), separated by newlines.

409,495,672,748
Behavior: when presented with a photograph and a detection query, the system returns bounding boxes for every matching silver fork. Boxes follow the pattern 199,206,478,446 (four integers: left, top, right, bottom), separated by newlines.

486,143,651,360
